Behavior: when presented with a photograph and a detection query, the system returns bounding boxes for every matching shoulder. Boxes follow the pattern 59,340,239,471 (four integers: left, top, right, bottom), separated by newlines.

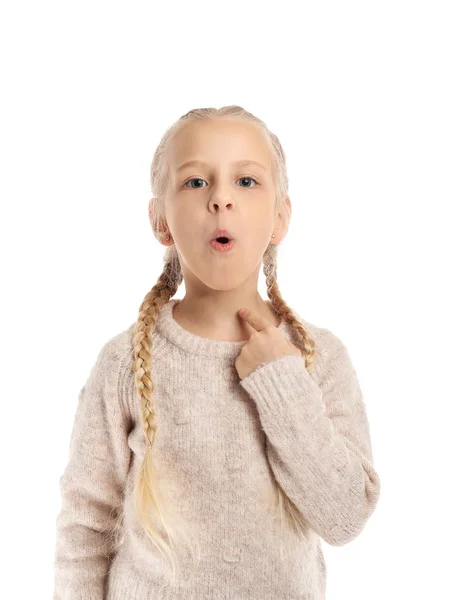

86,322,137,419
294,312,345,355
93,322,135,373
293,313,353,380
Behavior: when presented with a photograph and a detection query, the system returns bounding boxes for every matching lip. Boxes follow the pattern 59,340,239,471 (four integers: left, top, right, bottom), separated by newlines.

210,228,234,242
210,239,235,252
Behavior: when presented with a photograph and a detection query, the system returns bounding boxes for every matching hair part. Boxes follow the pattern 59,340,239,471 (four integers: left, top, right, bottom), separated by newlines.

131,105,316,582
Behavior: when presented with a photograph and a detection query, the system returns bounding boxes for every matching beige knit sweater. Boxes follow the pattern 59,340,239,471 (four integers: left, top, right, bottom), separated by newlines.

53,298,380,600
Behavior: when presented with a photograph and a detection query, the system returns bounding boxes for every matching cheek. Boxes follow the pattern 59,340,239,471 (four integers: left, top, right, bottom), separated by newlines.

245,215,273,244
170,206,200,235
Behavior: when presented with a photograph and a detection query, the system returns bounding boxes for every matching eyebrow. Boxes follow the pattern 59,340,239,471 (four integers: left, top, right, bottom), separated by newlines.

176,159,268,173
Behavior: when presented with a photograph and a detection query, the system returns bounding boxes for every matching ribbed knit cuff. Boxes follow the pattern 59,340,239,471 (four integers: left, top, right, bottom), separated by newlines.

239,354,325,430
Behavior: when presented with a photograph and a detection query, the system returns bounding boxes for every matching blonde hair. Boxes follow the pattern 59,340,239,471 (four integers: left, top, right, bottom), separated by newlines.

131,105,317,582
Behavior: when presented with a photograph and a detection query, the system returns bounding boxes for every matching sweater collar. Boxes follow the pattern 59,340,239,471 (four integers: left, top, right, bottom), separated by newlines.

155,298,292,360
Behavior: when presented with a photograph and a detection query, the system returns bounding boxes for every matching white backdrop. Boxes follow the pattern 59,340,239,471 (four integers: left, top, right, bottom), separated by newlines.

1,1,459,598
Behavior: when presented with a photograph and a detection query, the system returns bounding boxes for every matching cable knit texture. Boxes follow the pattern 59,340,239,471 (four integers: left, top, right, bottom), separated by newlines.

53,298,380,600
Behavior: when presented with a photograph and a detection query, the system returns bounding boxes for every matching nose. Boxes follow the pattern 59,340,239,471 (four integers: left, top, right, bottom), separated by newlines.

210,199,233,211
208,188,234,212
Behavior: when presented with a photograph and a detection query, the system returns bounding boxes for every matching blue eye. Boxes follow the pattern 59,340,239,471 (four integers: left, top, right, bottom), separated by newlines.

184,177,258,189
184,178,206,189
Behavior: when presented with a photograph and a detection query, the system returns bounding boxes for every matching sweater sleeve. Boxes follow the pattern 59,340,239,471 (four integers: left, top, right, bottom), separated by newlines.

53,336,133,600
239,330,381,547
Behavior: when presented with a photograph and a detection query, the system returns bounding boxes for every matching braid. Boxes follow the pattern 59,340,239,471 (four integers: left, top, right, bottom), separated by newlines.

132,252,182,447
130,249,200,583
262,243,317,557
263,243,316,372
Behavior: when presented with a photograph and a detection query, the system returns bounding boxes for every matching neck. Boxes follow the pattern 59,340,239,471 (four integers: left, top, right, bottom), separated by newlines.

172,294,280,341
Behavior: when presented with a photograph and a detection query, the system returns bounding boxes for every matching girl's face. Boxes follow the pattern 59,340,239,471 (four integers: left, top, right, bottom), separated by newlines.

162,119,280,293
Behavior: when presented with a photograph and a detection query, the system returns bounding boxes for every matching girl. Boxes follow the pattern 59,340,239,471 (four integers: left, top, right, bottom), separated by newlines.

53,105,381,600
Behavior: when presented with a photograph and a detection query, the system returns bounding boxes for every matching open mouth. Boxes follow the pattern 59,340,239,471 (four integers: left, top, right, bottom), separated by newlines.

210,237,235,252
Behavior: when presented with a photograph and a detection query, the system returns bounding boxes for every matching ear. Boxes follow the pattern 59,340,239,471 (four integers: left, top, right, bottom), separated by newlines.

148,197,173,246
272,196,292,243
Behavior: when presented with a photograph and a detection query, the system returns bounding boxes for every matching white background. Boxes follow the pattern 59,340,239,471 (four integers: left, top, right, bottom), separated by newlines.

1,1,460,598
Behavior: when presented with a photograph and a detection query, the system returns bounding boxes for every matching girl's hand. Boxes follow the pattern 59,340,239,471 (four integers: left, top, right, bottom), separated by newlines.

235,307,302,380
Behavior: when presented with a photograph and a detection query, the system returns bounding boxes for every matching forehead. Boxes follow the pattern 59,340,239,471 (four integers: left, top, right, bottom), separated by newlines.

168,119,273,171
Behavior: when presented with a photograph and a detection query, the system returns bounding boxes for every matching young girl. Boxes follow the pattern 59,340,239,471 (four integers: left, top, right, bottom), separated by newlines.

53,105,381,600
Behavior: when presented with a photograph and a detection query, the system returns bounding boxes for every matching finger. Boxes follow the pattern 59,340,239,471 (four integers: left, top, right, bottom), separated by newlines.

238,308,272,332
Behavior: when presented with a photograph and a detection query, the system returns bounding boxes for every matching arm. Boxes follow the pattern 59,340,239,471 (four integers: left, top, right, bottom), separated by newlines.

239,329,380,547
53,336,133,599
